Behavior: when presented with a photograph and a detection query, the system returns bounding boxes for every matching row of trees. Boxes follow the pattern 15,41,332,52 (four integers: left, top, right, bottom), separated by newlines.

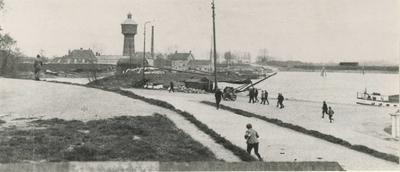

0,0,27,77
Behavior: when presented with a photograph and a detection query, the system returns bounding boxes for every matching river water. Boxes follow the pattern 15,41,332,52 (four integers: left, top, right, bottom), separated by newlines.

252,72,399,105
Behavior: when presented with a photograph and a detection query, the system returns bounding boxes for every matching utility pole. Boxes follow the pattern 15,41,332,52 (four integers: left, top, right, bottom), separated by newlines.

143,21,151,80
212,0,218,91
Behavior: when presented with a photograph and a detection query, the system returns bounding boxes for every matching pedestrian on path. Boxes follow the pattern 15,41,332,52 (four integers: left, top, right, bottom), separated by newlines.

328,107,334,123
277,93,285,109
322,101,328,118
264,90,269,105
169,81,174,93
33,55,43,81
260,90,266,105
244,123,263,161
254,88,259,102
248,87,255,103
215,88,223,110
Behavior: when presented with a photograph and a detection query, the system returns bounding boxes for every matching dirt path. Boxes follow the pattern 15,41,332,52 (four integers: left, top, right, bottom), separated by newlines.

124,88,399,171
0,78,239,162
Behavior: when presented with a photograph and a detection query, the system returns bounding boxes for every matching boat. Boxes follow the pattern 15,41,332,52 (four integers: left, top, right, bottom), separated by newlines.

356,91,399,107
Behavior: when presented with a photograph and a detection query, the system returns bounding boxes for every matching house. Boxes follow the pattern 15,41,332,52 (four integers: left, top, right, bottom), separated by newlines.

188,59,212,72
169,51,195,71
116,52,150,73
53,48,98,64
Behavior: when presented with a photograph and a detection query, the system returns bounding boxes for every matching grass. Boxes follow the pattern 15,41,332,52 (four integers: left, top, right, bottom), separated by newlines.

0,114,218,163
91,86,257,162
200,101,400,164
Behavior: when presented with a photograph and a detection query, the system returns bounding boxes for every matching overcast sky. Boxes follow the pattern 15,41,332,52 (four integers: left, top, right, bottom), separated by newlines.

0,0,398,63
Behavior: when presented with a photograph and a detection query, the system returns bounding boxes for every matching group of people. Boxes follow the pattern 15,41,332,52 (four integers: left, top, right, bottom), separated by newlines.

322,101,334,123
248,87,270,105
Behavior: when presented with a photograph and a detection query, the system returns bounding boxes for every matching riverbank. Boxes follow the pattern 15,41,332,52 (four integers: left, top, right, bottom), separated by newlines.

1,78,398,170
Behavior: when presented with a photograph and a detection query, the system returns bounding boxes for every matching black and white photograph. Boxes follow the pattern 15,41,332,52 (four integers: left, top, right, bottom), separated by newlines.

0,0,398,171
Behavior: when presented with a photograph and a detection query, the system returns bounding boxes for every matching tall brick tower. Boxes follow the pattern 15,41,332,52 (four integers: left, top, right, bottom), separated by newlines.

121,12,138,56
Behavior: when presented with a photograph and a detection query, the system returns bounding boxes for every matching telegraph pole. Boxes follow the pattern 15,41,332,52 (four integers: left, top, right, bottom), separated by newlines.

143,21,151,80
212,0,218,91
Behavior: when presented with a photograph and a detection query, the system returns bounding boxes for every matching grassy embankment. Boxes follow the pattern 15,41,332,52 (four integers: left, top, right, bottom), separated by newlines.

0,114,218,163
200,101,399,164
86,85,257,161
14,80,257,162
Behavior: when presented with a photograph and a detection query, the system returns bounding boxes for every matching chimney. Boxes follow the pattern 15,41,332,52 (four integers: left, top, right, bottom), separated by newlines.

151,26,154,58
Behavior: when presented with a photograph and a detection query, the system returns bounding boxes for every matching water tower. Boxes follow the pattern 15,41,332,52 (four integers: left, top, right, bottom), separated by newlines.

121,12,138,56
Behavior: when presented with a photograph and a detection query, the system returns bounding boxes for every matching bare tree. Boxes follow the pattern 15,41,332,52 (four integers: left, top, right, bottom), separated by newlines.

257,48,269,63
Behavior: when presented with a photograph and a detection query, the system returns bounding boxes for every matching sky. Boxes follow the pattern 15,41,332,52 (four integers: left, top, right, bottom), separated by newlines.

0,0,398,63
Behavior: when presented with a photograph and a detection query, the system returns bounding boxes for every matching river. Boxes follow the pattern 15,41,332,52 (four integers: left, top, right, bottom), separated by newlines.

253,71,399,105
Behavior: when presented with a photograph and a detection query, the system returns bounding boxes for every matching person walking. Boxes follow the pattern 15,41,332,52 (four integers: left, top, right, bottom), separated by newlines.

244,123,263,161
328,107,334,123
248,87,255,103
254,88,259,103
322,101,328,118
215,88,223,110
169,81,174,93
260,90,266,105
264,90,269,105
33,55,43,81
277,93,285,109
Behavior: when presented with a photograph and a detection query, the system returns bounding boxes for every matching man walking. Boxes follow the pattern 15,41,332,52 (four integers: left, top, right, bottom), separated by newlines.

254,88,259,102
215,88,223,110
277,93,285,109
265,90,269,105
248,87,255,103
244,123,263,161
322,101,328,118
33,55,43,81
169,81,174,93
260,90,266,105
328,107,334,123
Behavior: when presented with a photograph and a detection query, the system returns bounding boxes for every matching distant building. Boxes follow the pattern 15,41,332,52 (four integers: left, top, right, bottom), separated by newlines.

96,55,125,65
188,59,212,72
170,51,195,71
116,52,150,72
52,48,98,64
339,62,359,66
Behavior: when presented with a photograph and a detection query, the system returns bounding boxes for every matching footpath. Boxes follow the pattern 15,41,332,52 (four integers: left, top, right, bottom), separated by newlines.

126,88,399,171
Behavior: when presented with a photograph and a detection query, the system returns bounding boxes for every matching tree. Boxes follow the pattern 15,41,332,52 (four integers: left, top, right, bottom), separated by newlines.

0,33,17,76
257,48,269,63
224,51,233,64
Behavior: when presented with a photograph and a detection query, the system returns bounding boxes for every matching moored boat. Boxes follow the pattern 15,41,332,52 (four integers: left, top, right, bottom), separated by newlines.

356,91,399,107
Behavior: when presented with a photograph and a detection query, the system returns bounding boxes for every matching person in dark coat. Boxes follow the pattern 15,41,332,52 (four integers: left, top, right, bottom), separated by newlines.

248,87,255,103
33,55,43,81
254,88,259,102
265,90,269,105
322,101,328,118
215,88,223,110
169,81,174,93
277,93,284,109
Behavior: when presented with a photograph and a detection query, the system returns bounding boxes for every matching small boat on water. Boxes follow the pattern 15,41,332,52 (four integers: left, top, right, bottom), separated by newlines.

356,91,399,107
